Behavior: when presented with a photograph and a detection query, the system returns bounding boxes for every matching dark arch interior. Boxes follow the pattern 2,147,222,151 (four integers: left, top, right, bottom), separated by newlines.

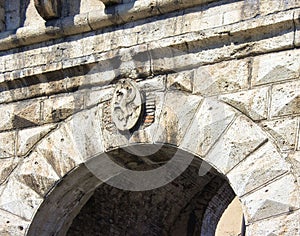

27,145,239,236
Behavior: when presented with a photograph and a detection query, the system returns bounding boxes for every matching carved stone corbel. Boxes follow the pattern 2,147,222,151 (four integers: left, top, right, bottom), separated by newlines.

34,0,61,20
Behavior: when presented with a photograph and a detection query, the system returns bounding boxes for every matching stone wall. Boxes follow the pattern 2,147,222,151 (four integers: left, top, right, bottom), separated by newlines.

0,0,299,235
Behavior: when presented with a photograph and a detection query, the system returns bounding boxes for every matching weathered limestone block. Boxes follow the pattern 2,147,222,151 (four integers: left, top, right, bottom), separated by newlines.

17,124,56,157
0,158,19,185
41,94,84,124
220,87,269,121
154,91,202,145
65,105,104,161
0,99,41,132
34,0,61,20
0,208,30,236
180,98,236,157
0,177,43,220
167,71,193,92
246,210,300,236
261,117,298,151
84,86,114,108
205,115,268,174
259,0,300,16
0,131,16,158
138,75,166,93
17,151,60,196
252,49,300,86
35,123,83,177
193,59,249,97
80,0,104,13
270,80,300,118
227,142,289,197
241,174,299,223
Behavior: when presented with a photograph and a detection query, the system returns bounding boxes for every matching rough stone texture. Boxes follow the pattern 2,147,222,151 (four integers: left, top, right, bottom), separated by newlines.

0,131,16,158
246,210,300,236
252,50,300,86
205,115,268,174
220,87,269,121
180,98,236,157
261,117,299,151
227,142,290,197
0,208,30,236
241,174,299,223
193,60,249,97
17,124,56,157
0,0,299,235
270,80,300,118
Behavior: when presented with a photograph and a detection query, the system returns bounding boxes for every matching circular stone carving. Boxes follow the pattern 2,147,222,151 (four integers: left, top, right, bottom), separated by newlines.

111,79,142,131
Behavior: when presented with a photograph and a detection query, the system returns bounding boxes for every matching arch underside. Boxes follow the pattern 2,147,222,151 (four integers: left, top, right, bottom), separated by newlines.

28,145,236,236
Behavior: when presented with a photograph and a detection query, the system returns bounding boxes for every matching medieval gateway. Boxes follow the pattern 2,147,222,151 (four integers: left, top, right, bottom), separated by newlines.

0,0,300,235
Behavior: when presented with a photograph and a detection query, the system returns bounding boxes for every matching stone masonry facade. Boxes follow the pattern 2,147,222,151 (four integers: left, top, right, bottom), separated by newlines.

0,0,300,235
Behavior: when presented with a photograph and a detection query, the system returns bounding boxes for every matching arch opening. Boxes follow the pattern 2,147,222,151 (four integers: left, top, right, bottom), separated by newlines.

28,144,243,236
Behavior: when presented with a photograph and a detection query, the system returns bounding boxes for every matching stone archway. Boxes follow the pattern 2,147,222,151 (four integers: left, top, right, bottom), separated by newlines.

0,89,297,235
28,145,237,236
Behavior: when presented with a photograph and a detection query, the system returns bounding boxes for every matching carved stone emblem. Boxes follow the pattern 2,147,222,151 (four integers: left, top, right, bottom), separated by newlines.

111,79,142,131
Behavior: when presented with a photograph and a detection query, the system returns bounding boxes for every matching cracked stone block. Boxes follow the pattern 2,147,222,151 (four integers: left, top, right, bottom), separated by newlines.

154,91,203,145
227,142,290,197
0,158,19,185
252,50,300,86
17,151,60,196
36,123,83,177
261,117,298,151
0,177,43,220
42,94,84,124
270,80,300,118
0,131,16,158
193,59,249,96
241,174,300,223
246,210,300,236
205,115,268,174
180,98,237,157
0,208,30,236
220,87,269,121
167,70,193,92
17,124,56,157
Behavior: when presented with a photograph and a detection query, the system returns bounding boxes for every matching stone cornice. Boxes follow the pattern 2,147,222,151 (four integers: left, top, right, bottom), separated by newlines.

0,0,217,52
0,8,299,104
